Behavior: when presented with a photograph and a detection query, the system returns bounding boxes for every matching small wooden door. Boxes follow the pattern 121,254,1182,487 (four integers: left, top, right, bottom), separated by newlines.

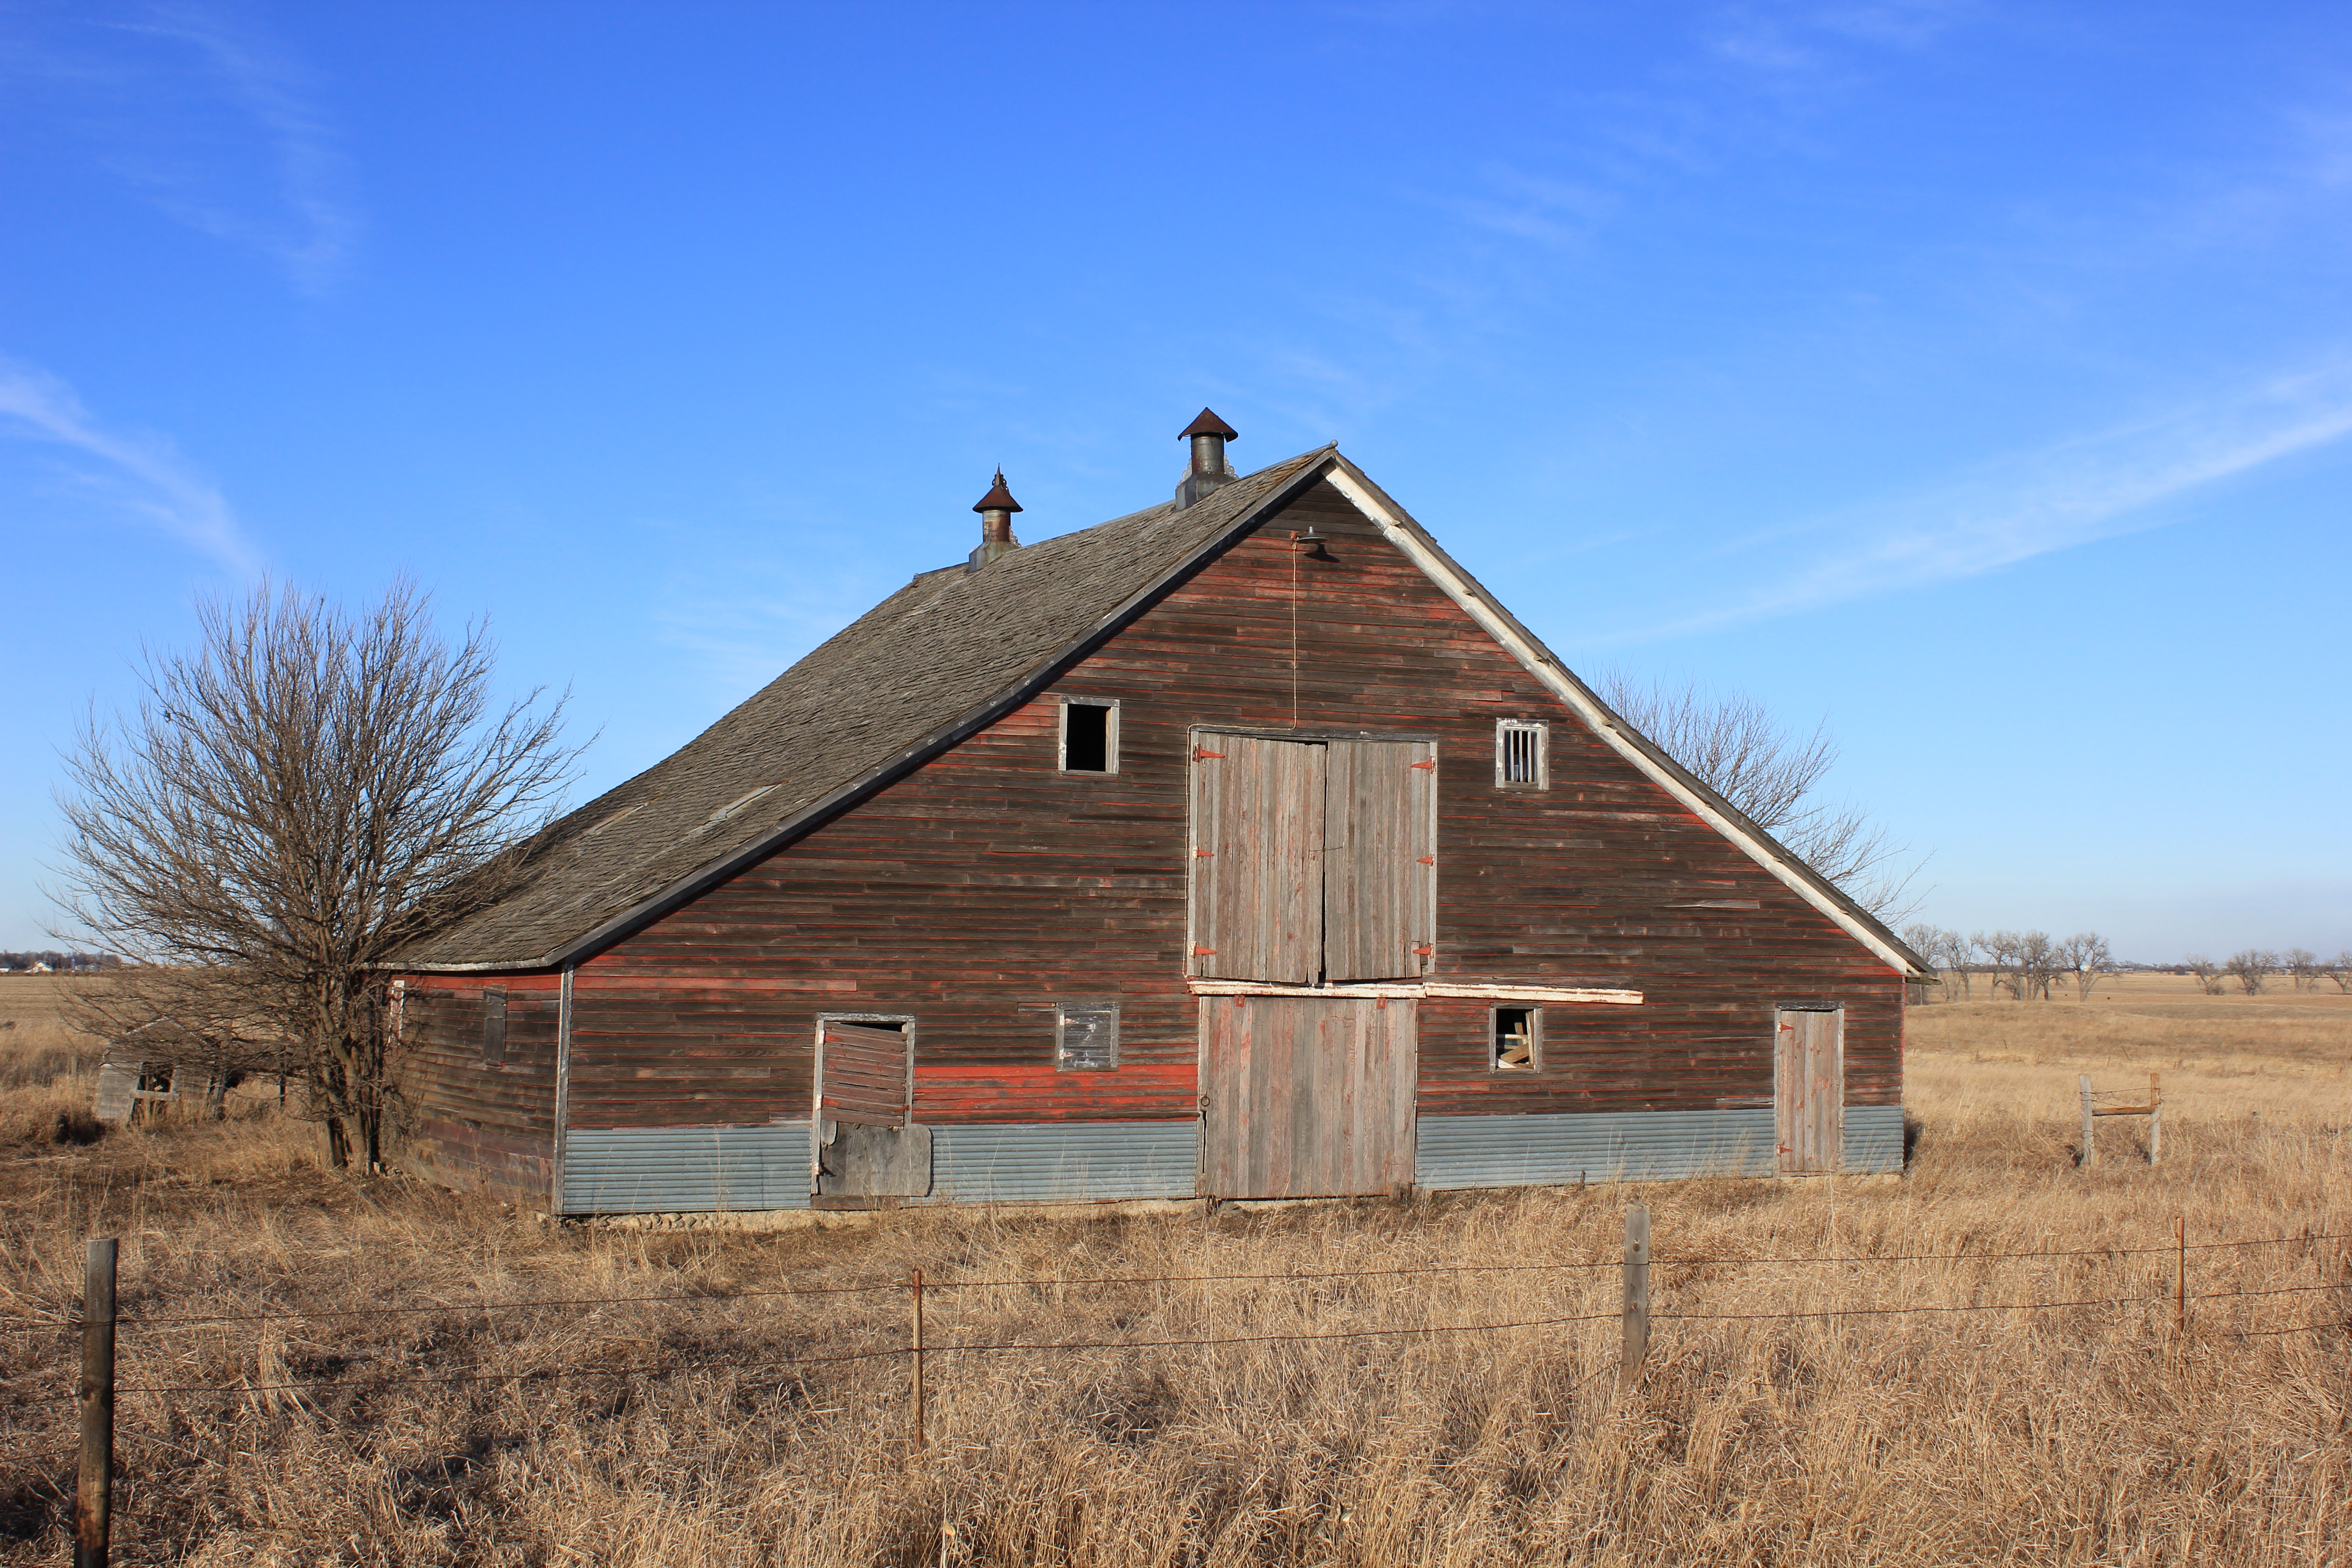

1774,1007,1844,1174
816,1020,931,1198
1199,995,1417,1199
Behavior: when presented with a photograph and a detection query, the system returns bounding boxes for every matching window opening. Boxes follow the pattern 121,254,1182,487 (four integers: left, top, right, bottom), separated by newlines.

1495,720,1548,789
1491,1005,1539,1071
1059,699,1118,774
1056,1001,1120,1070
481,987,507,1067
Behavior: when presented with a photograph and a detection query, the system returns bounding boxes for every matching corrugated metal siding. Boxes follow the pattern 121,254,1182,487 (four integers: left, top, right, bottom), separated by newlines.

925,1121,1199,1205
1416,1110,1780,1189
1844,1104,1905,1174
562,1125,811,1215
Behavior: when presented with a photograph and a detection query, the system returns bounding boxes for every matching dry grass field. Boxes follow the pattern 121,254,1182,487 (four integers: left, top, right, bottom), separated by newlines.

0,970,2346,1566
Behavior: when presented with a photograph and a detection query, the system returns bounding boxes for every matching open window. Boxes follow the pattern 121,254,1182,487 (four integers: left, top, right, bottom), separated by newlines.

1491,1004,1539,1071
1056,1001,1119,1071
1059,698,1119,774
1495,720,1548,789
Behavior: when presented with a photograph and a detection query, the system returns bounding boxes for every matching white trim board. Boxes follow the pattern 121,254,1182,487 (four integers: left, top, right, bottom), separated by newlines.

1318,464,1921,981
1188,980,1642,1005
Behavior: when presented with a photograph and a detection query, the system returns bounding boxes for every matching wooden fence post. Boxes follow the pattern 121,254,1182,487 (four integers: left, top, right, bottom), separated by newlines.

909,1267,926,1452
2078,1075,2095,1169
76,1237,116,1568
1620,1205,1651,1389
2148,1073,2162,1166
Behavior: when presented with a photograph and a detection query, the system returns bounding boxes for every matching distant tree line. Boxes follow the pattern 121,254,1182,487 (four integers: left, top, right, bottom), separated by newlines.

1900,927,2352,1000
2177,949,2352,996
0,951,122,973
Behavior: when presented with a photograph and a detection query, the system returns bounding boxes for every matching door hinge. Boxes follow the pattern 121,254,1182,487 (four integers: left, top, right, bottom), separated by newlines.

1410,759,1436,771
1416,855,1435,865
1195,848,1215,858
1413,944,1434,956
1194,747,1226,760
1193,945,1217,956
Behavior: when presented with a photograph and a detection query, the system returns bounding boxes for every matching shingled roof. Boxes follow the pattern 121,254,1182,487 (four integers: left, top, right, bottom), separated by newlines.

394,445,1930,977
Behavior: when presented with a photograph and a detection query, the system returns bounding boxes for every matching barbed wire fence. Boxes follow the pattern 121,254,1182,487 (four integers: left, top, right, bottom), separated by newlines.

24,1212,2352,1560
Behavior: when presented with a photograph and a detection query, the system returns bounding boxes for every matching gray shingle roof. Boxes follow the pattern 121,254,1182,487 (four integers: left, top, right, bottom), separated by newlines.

394,443,1929,979
394,448,1338,970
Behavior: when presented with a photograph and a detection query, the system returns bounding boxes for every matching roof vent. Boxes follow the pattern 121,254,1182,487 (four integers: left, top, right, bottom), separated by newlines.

1175,408,1239,510
967,469,1022,573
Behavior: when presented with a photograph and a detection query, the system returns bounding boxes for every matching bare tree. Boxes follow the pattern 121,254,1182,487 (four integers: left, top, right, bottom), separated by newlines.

1974,930,2020,1000
2059,932,2113,1001
51,579,580,1169
2017,930,2059,1000
2283,948,2320,991
1600,675,1924,924
2184,955,2226,996
1937,929,1978,1000
2225,949,2274,997
2332,952,2352,995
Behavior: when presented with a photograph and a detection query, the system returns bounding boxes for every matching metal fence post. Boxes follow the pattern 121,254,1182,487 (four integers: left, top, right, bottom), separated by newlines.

77,1237,116,1568
1620,1205,1651,1389
910,1267,926,1452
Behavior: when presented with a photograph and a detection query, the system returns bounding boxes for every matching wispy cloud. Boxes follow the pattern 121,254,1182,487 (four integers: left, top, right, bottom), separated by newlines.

1617,363,2352,642
5,4,359,294
118,6,359,294
0,353,257,570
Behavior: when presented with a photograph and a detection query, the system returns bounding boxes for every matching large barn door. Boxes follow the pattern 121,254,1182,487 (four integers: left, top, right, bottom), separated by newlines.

815,1019,931,1198
1188,734,1325,985
1323,740,1436,982
1199,995,1416,1198
1774,1007,1844,1175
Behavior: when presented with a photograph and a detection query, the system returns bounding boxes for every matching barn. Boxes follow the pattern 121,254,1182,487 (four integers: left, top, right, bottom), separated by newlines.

384,413,1928,1215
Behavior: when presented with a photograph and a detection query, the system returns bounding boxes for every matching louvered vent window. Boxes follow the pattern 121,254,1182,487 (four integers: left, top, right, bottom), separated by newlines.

1495,720,1548,789
1055,1002,1119,1071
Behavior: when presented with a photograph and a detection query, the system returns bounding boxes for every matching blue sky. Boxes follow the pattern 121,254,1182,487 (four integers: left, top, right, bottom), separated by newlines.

3,1,2346,961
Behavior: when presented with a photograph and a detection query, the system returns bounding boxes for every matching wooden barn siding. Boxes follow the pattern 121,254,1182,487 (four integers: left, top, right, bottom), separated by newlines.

563,477,1901,1131
392,974,560,1206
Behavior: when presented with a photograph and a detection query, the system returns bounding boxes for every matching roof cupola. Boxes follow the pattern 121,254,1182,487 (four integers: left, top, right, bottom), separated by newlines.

968,469,1023,572
1175,408,1239,509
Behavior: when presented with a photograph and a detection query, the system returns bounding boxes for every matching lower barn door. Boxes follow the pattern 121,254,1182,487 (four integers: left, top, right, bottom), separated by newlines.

1199,995,1416,1199
816,1019,932,1198
1773,1006,1844,1175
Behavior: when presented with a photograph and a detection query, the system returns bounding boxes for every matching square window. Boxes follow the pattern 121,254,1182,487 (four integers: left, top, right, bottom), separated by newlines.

1491,1005,1539,1071
1059,698,1119,773
1056,1002,1119,1070
1495,720,1548,789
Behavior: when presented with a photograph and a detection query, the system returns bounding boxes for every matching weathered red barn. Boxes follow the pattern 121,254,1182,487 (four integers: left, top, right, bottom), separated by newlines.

385,415,1927,1215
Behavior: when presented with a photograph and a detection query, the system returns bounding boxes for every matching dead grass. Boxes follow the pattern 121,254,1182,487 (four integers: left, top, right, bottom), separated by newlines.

0,981,2345,1565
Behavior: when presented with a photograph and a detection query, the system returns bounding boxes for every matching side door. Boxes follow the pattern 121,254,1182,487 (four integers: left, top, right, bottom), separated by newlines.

1773,1006,1844,1174
814,1017,932,1197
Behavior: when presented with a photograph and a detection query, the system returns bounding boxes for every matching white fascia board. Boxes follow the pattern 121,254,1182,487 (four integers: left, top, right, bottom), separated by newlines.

1319,465,1921,981
1189,980,1642,1004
